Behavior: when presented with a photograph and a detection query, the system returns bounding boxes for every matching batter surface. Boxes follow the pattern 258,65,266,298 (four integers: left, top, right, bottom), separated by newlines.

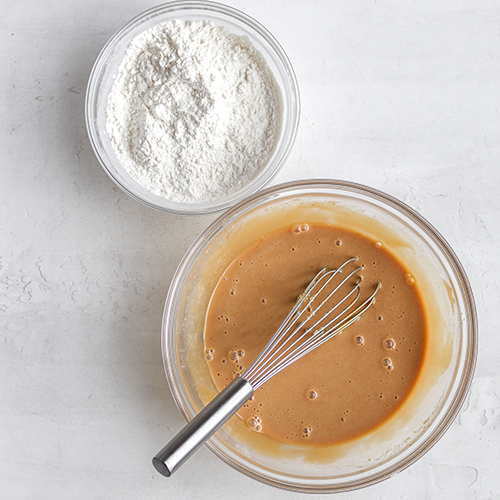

204,223,427,446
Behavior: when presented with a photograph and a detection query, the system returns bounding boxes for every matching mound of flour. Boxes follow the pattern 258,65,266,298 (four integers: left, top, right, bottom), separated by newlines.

106,20,282,204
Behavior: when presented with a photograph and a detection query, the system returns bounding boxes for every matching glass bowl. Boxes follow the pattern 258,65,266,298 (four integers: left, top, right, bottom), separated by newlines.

85,1,299,215
160,179,477,492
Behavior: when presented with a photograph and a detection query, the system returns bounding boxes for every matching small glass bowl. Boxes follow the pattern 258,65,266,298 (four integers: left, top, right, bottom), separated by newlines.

85,1,300,215
161,179,477,492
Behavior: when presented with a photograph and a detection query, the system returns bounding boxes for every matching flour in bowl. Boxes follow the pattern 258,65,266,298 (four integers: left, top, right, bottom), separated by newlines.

106,20,282,204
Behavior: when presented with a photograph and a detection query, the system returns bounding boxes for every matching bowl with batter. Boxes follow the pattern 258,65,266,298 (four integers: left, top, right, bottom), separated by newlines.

160,179,477,492
86,1,299,215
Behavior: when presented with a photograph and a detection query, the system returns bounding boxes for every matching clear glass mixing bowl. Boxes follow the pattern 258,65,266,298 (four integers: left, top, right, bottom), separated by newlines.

160,179,477,492
85,1,299,215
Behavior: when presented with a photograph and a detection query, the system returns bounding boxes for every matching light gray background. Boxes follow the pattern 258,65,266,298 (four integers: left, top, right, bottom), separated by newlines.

1,0,499,498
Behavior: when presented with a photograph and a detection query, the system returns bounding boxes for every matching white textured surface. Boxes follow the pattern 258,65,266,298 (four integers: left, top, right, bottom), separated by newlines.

1,1,499,498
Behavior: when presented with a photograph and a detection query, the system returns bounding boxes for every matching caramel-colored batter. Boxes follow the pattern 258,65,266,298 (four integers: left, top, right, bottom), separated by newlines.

204,223,427,446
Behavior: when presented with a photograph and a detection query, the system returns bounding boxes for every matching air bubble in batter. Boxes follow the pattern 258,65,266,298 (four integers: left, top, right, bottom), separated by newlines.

247,416,262,432
382,357,392,368
307,390,318,400
384,338,395,350
354,335,364,345
291,223,309,234
229,351,239,362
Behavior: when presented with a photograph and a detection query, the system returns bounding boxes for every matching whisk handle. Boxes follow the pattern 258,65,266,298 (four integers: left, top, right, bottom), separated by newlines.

153,377,254,477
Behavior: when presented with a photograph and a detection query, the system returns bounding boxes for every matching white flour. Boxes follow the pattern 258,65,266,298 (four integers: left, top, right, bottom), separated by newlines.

106,20,282,204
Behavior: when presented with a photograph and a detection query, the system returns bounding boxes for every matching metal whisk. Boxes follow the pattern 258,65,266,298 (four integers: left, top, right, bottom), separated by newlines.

153,257,380,477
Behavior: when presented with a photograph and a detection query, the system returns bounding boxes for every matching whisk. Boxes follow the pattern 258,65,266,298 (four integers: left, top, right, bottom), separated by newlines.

153,257,380,477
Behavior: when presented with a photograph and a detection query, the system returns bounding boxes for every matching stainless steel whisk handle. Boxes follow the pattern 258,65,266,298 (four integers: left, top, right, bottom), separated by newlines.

152,377,254,477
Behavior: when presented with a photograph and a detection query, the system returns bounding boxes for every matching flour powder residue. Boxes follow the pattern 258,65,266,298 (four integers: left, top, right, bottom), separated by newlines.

106,20,282,203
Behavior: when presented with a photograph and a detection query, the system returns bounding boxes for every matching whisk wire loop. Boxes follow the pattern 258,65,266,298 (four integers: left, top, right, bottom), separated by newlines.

242,259,356,384
244,269,359,386
243,259,380,389
268,282,380,381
